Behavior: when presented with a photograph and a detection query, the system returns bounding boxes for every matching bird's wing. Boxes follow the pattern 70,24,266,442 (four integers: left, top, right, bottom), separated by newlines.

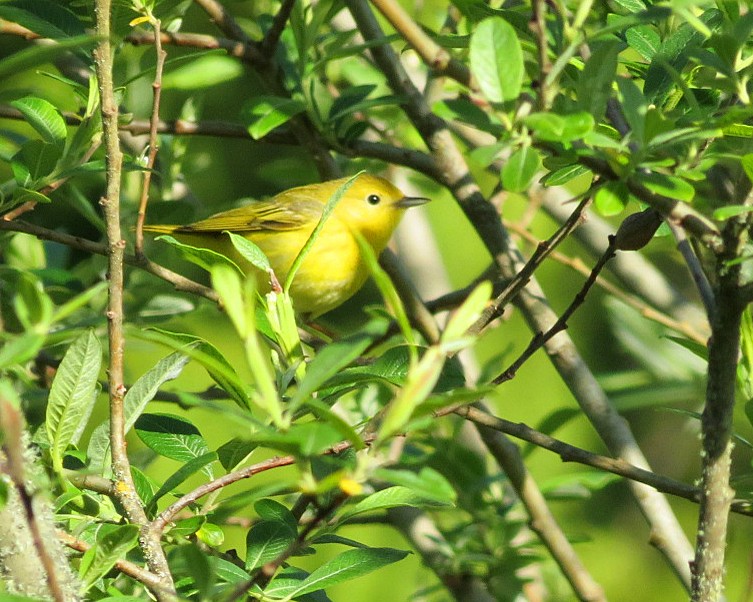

176,197,323,233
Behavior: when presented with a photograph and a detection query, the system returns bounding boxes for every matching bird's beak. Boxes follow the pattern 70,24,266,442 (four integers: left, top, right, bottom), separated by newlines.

396,195,430,208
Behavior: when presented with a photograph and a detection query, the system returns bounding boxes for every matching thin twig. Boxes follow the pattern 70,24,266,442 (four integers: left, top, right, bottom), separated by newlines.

444,404,753,517
506,220,708,345
494,241,616,384
147,437,364,539
0,219,219,302
57,530,166,592
530,0,553,110
127,29,267,65
259,0,297,57
92,1,176,597
668,222,716,322
472,193,593,334
134,17,168,257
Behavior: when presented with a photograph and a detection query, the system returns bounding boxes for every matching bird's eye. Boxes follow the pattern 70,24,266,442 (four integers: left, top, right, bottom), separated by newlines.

367,194,381,205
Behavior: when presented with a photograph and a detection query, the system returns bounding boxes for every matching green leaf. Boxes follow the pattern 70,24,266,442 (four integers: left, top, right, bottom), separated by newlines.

211,264,248,337
135,413,211,464
374,468,457,504
11,139,62,186
285,174,360,292
626,25,660,60
441,281,491,346
241,96,307,140
341,486,454,521
722,123,753,138
147,452,218,511
46,330,101,473
740,154,753,184
86,351,190,470
0,1,85,40
328,85,376,122
155,234,242,274
378,349,448,439
79,524,139,591
594,181,630,216
524,112,594,143
9,270,53,329
217,437,258,472
501,146,540,193
163,54,244,90
0,333,45,371
634,172,695,202
170,544,215,599
612,0,646,11
11,188,52,205
198,522,225,547
643,10,723,105
616,77,647,144
169,516,206,539
289,317,389,411
288,547,409,596
225,231,271,272
354,233,416,352
256,499,298,531
216,558,251,583
249,422,343,457
245,519,296,571
540,163,591,187
577,41,620,119
51,282,108,324
469,17,523,103
10,96,67,145
713,205,753,220
152,330,251,408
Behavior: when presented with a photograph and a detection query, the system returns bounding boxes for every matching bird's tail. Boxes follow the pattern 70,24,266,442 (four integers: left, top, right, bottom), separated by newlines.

141,224,179,234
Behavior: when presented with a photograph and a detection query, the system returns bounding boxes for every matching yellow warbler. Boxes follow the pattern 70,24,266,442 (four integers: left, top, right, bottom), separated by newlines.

144,174,429,316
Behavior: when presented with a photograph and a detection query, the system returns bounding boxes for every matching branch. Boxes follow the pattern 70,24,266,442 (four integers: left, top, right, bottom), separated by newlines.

368,0,475,90
259,0,297,58
473,193,593,334
691,232,745,600
146,437,363,539
505,219,708,345
494,240,616,384
446,404,753,518
0,219,218,302
134,17,168,257
57,530,166,593
540,189,707,330
92,1,176,597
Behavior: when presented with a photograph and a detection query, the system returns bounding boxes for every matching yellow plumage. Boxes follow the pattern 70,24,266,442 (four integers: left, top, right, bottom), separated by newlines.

143,174,428,316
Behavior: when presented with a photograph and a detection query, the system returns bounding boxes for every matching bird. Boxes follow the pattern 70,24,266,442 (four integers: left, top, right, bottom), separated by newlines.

143,173,429,317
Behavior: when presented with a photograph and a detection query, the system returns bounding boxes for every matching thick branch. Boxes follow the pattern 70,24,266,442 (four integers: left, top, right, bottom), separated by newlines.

691,253,744,601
